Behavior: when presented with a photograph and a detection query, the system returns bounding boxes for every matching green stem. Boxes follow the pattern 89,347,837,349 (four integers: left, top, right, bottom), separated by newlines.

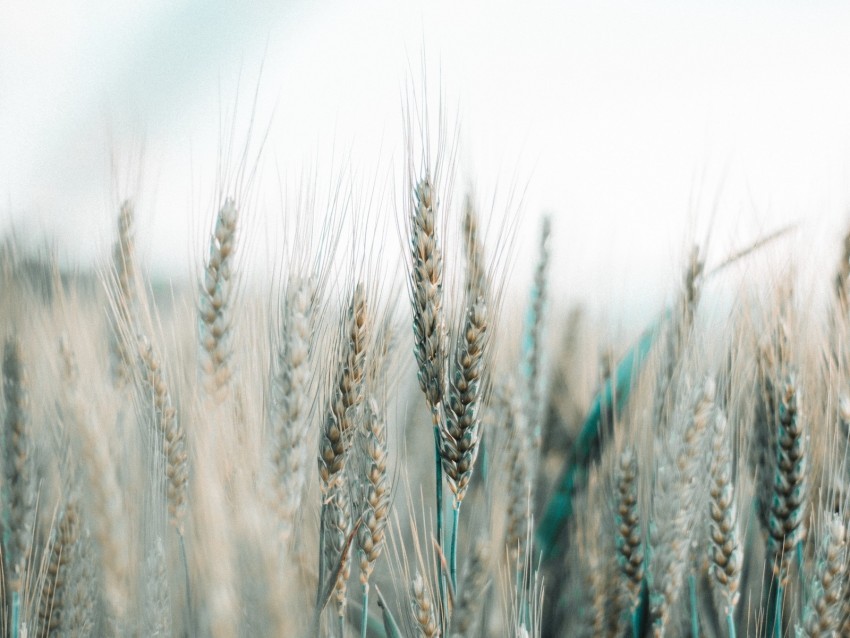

774,583,783,638
450,505,460,591
360,582,370,638
631,608,640,638
338,612,345,638
727,613,736,638
688,573,699,637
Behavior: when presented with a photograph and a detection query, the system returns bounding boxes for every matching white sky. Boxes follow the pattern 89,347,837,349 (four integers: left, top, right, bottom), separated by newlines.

3,1,850,329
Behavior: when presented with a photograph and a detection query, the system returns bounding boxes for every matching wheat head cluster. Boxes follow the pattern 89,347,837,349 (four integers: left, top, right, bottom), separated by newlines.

2,112,850,638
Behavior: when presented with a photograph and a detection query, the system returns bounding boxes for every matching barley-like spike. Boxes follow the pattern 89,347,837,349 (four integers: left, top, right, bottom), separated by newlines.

440,297,488,506
707,409,742,620
270,277,316,545
799,515,846,637
3,336,35,594
615,446,644,635
357,397,390,585
138,336,189,534
411,572,440,637
199,198,238,403
766,373,807,584
409,176,448,409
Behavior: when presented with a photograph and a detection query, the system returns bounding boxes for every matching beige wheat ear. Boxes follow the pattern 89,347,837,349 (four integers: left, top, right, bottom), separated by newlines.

199,198,238,404
137,336,189,534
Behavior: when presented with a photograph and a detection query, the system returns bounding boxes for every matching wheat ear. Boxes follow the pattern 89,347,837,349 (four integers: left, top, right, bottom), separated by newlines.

441,295,488,589
708,408,742,635
411,572,440,638
3,337,35,637
799,514,846,637
356,397,390,637
137,336,189,533
270,277,315,546
109,200,139,386
615,446,644,638
318,284,369,630
199,198,238,403
37,499,80,636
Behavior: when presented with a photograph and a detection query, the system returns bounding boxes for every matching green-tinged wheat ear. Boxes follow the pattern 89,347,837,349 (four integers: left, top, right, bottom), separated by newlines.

799,514,846,637
137,336,189,533
707,408,742,624
38,499,81,636
357,397,390,585
3,337,35,596
411,572,439,638
270,277,316,546
450,538,490,637
109,200,139,386
766,373,807,585
440,296,488,507
409,176,448,410
199,198,238,403
615,446,644,636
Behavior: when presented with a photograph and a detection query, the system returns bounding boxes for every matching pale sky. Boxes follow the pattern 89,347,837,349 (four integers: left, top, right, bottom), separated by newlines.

3,1,850,328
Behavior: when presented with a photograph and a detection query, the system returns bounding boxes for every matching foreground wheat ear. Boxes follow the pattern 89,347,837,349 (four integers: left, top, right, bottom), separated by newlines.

3,337,34,637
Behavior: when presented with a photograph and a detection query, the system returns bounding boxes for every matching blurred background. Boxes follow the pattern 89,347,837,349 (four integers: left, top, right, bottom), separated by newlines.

2,1,850,331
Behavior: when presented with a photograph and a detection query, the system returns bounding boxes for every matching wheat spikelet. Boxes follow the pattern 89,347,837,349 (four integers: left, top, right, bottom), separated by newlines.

137,336,189,533
199,198,238,403
440,296,488,506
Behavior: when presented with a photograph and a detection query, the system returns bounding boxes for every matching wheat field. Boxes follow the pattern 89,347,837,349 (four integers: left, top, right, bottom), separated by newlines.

3,102,850,638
